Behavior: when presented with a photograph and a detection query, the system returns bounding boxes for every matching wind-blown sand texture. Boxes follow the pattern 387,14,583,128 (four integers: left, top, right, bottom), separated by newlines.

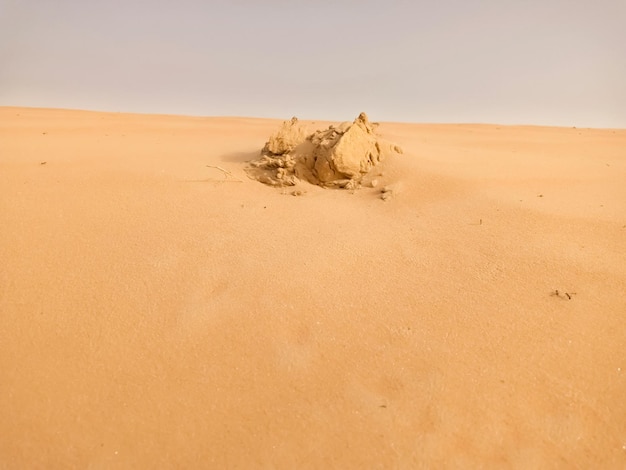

1,107,625,468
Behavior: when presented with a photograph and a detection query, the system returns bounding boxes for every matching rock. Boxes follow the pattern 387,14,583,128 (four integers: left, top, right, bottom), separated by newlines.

303,112,400,186
261,117,307,156
248,112,402,190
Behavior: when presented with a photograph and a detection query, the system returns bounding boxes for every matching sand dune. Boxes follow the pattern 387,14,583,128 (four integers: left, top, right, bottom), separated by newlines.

1,107,625,468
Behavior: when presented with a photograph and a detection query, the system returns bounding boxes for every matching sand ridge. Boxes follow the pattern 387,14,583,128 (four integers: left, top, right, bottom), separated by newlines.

1,107,626,468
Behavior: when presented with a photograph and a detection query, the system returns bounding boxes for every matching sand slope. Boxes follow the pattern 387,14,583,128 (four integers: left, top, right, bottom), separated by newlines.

1,107,625,468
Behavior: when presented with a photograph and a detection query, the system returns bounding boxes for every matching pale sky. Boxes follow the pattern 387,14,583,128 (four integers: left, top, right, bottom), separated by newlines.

1,0,625,127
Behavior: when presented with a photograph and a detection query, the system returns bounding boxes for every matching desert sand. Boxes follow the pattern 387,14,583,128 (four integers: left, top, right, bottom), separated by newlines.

1,106,625,468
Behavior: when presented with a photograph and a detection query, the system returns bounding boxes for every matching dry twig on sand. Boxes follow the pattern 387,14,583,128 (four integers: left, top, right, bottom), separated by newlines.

206,165,243,182
551,289,576,300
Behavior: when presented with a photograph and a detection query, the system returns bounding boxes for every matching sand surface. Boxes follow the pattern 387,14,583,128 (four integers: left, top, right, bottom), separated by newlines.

1,107,625,468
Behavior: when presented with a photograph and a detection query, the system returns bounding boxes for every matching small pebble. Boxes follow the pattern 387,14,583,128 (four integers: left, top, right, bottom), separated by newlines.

381,190,393,201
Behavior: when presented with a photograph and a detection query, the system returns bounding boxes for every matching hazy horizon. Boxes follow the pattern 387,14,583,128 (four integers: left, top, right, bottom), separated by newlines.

1,0,625,127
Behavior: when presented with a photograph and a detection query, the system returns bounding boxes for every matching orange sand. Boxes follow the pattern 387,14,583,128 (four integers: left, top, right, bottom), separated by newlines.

1,107,625,468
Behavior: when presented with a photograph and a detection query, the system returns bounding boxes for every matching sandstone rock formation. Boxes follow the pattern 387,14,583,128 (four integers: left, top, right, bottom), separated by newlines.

261,116,307,157
247,113,402,189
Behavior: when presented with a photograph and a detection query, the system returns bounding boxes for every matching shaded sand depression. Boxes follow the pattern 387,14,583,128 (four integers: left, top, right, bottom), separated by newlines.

1,107,625,468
